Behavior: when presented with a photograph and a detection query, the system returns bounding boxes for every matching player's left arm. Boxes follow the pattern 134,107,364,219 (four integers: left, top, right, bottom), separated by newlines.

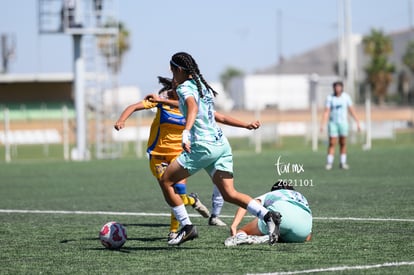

348,105,361,131
230,199,262,236
230,207,248,236
215,111,260,130
320,107,330,133
114,101,146,131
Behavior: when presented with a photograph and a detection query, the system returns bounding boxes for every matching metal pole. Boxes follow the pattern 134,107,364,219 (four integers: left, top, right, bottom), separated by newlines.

1,34,6,73
4,108,11,163
73,34,88,160
409,0,414,31
310,74,319,152
344,0,355,99
276,9,283,65
363,86,372,150
255,104,262,154
136,111,143,158
337,0,344,79
62,105,70,160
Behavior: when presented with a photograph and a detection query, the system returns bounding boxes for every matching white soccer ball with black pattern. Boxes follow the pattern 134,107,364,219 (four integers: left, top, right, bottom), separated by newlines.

99,221,127,249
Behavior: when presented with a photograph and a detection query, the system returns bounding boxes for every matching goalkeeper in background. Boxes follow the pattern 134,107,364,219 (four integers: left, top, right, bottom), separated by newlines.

320,81,360,170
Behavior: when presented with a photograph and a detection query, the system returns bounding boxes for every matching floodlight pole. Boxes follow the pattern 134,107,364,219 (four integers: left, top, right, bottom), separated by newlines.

309,74,319,152
38,0,119,161
62,105,70,161
73,34,88,160
4,108,11,163
344,0,355,99
254,104,262,154
363,86,372,150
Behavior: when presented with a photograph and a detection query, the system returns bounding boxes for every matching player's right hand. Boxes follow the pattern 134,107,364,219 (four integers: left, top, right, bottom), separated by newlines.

182,129,191,153
145,94,160,103
230,225,237,236
246,120,261,130
114,121,125,131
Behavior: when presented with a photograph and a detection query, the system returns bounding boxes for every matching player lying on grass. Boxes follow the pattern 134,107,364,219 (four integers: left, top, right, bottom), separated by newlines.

224,180,312,247
160,52,281,246
114,76,261,241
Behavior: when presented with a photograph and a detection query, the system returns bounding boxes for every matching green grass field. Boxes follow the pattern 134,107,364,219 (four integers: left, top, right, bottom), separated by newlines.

1,137,414,274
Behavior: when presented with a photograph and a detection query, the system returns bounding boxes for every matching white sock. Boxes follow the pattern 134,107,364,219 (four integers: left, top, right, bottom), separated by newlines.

172,204,191,226
327,154,334,164
211,185,224,217
247,199,268,220
340,154,347,164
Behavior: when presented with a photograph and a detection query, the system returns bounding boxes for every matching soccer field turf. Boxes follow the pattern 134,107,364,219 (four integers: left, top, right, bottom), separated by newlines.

1,141,413,274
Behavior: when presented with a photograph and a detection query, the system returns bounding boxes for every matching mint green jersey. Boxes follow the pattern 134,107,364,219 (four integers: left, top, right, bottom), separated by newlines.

325,92,353,124
257,189,311,214
176,79,223,142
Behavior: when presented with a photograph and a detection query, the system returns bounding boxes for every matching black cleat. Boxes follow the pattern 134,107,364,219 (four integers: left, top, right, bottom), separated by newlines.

264,211,282,245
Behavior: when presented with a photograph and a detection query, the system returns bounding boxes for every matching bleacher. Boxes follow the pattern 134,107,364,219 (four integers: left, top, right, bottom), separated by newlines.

0,129,62,145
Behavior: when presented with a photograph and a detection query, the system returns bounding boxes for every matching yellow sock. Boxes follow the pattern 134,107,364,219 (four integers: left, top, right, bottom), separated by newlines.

170,211,180,233
180,194,195,206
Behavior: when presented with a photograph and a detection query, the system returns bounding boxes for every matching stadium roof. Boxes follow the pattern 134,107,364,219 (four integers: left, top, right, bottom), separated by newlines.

256,40,339,76
256,28,414,78
0,73,73,83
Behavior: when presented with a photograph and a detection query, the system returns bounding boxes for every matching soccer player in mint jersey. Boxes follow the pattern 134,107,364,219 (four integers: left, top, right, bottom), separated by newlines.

115,76,260,241
225,180,312,247
159,52,281,246
320,81,360,170
115,77,211,241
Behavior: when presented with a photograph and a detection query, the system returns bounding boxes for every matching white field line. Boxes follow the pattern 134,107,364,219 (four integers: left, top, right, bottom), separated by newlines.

312,216,414,222
0,209,414,222
248,261,414,275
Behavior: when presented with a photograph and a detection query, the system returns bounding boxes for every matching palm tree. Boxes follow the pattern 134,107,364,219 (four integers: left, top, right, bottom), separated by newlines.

362,29,395,105
98,20,130,74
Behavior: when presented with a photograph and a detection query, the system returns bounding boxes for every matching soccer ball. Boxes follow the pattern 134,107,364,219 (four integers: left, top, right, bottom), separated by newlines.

99,221,127,249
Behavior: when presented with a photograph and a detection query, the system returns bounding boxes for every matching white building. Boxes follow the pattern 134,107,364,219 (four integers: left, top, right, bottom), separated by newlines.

226,33,368,111
228,74,339,111
229,74,309,110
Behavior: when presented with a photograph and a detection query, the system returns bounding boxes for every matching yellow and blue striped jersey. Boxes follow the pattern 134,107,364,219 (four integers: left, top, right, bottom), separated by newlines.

142,100,185,156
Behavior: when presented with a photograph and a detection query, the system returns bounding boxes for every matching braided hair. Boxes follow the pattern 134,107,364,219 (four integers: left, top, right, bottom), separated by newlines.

271,180,295,191
157,76,173,93
170,52,218,98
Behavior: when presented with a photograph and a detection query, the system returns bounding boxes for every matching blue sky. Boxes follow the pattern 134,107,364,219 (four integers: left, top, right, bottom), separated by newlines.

0,0,412,93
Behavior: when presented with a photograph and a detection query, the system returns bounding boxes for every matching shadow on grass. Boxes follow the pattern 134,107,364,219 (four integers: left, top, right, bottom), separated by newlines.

60,236,192,253
59,237,99,243
60,236,164,244
87,246,196,253
123,223,169,228
127,237,165,242
122,246,196,251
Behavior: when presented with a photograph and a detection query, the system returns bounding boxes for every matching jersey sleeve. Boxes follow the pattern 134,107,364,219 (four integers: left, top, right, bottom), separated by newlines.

346,93,353,107
142,100,159,109
325,95,332,109
177,82,199,102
